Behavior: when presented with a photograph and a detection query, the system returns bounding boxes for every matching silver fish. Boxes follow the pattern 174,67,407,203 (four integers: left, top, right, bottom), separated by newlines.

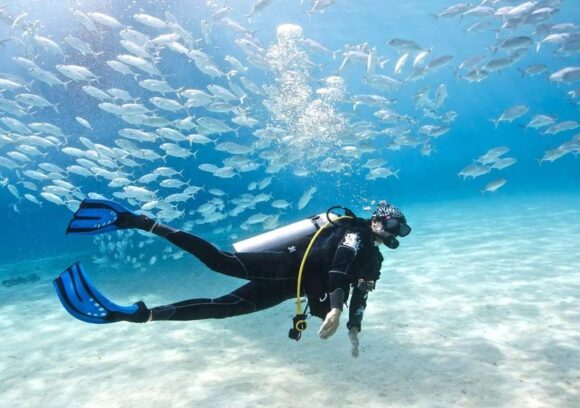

482,178,507,193
133,13,167,29
88,12,123,28
297,186,317,210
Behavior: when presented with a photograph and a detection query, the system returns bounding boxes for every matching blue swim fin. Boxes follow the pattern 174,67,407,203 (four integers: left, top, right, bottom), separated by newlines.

66,199,135,235
53,262,149,324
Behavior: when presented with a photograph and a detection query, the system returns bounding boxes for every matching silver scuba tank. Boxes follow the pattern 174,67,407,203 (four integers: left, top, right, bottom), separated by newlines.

232,212,340,253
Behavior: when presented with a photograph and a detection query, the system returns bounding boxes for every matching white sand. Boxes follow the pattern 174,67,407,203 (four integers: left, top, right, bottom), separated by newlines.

0,194,579,408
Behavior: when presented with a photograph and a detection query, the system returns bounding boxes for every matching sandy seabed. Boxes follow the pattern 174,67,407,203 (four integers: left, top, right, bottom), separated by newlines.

0,193,579,408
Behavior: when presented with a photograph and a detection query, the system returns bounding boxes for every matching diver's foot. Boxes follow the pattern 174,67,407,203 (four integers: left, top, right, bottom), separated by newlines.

107,301,151,323
116,213,156,231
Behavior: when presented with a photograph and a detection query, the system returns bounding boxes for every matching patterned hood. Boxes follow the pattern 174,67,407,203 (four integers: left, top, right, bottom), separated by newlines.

372,200,407,223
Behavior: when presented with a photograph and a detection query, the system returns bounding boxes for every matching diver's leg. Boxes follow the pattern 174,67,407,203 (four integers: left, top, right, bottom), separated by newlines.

235,252,300,280
161,229,249,279
118,215,298,281
157,231,298,281
150,280,295,321
119,214,248,278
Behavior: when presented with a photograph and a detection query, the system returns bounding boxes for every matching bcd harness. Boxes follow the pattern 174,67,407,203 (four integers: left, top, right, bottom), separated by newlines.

288,206,358,341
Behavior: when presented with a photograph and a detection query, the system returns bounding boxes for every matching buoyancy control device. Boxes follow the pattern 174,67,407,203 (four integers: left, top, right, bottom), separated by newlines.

233,206,360,341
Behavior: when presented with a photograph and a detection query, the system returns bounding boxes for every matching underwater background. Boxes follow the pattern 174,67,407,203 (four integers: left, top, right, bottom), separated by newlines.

0,0,578,407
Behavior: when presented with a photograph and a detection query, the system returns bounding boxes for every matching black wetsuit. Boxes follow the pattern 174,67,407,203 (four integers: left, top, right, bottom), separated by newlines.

147,220,384,331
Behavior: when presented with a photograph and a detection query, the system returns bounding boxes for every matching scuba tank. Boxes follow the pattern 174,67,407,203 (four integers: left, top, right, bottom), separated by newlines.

232,212,341,253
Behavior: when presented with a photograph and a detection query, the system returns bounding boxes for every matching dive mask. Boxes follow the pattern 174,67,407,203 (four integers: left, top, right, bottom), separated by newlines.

372,216,411,249
381,217,411,237
371,216,411,237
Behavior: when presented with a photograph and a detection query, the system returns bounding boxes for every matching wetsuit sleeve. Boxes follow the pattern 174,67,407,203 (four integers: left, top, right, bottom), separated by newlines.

328,231,361,311
346,286,368,332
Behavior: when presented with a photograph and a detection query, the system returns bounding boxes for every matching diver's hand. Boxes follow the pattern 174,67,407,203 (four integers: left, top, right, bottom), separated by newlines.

348,327,360,358
318,308,341,339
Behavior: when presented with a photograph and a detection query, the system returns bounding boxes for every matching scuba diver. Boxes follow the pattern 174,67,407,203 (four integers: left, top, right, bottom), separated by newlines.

54,199,411,357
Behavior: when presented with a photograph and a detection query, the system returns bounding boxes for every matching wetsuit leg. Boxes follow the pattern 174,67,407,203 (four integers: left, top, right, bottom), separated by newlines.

151,279,296,321
147,223,299,281
147,222,248,279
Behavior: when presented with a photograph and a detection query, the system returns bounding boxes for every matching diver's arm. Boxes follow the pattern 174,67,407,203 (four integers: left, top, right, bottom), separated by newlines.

328,231,361,310
318,231,361,339
346,285,368,332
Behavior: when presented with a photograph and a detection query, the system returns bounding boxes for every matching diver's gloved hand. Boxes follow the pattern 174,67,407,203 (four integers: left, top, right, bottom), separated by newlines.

348,327,360,358
318,308,341,339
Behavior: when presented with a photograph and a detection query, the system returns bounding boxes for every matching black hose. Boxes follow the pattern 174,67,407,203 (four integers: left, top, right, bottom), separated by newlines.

325,205,357,228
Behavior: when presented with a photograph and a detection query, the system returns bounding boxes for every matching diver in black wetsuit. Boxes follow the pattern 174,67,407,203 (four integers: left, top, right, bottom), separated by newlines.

129,200,406,328
56,200,410,356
